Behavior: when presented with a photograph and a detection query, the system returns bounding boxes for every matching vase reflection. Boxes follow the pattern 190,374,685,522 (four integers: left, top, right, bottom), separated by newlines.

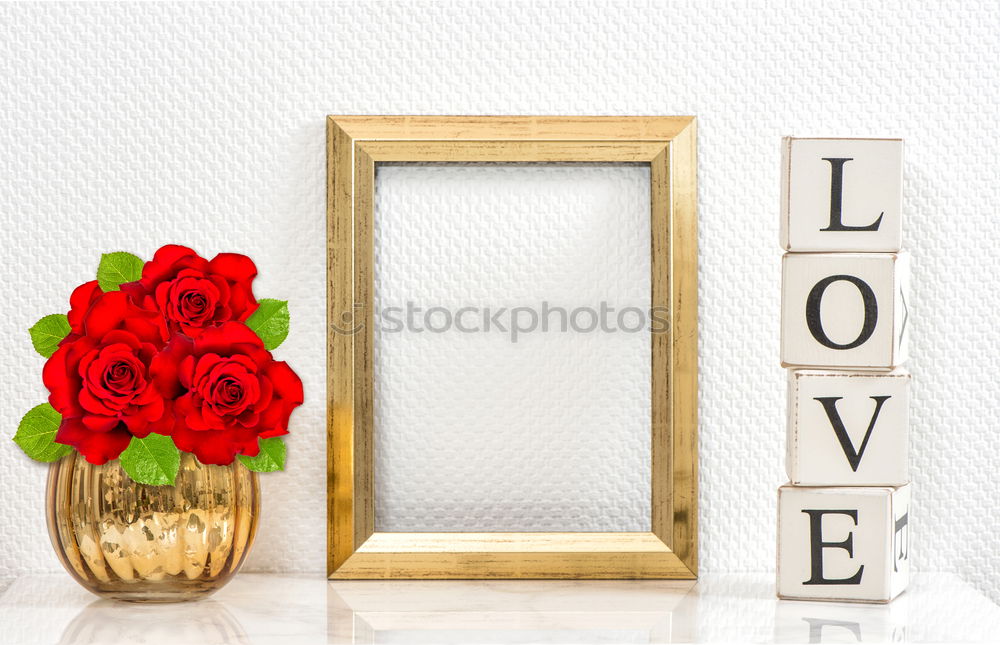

58,598,249,645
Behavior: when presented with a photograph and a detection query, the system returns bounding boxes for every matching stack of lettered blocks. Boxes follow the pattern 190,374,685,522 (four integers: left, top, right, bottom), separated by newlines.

777,138,910,603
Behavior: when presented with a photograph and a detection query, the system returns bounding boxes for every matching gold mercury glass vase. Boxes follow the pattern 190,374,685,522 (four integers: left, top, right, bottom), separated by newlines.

46,451,259,602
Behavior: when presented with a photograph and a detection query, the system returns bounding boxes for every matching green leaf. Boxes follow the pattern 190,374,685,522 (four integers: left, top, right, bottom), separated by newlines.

29,314,71,358
118,434,180,486
96,252,144,291
13,403,72,462
238,437,286,472
245,298,290,350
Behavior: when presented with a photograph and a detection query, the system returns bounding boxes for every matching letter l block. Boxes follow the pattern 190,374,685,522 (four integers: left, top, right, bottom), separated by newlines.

780,137,903,252
778,484,910,603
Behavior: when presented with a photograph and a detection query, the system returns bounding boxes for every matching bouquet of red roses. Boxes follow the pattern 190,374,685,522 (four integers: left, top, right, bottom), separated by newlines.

14,245,303,485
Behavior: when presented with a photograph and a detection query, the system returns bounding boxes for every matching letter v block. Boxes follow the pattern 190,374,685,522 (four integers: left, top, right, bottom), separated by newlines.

787,369,909,486
780,137,903,252
778,484,910,603
781,252,909,369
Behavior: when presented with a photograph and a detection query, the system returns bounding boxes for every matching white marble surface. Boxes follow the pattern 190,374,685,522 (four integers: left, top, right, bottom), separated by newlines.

0,573,997,644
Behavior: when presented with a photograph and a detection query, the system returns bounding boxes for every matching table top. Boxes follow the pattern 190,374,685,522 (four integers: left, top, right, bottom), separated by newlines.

1,572,997,644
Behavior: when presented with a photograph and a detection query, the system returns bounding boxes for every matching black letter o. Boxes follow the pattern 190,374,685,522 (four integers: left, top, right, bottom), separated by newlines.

806,275,878,350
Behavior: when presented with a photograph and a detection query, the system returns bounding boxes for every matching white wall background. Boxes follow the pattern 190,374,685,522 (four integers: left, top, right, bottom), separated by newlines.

1,1,998,599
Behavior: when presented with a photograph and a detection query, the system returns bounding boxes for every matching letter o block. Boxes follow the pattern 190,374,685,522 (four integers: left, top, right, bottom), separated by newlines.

781,253,909,369
778,484,910,603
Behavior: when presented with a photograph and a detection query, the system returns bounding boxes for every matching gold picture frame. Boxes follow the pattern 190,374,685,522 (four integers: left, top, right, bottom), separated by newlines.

327,116,698,579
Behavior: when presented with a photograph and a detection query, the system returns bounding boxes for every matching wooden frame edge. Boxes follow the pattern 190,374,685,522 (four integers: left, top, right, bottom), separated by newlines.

327,116,698,579
333,532,693,580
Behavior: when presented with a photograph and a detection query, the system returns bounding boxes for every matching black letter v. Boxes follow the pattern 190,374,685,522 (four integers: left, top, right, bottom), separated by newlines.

814,396,891,472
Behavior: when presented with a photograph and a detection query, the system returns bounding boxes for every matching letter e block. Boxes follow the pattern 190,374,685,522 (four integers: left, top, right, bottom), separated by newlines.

780,137,903,252
787,369,909,486
781,253,909,369
778,484,910,603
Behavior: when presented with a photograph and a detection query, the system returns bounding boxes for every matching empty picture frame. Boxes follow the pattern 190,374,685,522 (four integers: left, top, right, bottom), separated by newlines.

326,116,698,579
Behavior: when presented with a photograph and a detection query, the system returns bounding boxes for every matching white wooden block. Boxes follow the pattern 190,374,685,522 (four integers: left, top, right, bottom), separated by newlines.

778,484,911,603
780,137,903,252
787,369,909,486
781,252,909,369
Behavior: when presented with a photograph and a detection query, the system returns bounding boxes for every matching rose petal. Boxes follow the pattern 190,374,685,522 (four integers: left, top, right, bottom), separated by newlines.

56,417,131,465
265,361,304,406
194,322,264,357
258,425,289,440
67,281,102,331
172,424,242,466
78,385,119,415
81,291,130,339
151,335,195,398
118,280,147,303
142,245,202,283
81,415,120,432
185,406,213,431
43,344,83,416
208,253,257,284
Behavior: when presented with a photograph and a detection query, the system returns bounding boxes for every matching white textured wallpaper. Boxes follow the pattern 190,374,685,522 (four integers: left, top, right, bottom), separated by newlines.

1,1,998,600
373,164,651,532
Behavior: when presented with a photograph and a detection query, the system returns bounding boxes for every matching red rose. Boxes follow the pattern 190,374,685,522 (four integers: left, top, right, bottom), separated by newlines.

121,245,258,337
44,291,172,464
152,321,302,465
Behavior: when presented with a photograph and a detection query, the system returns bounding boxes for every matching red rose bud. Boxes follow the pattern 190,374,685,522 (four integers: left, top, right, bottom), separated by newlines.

121,245,259,337
152,321,302,466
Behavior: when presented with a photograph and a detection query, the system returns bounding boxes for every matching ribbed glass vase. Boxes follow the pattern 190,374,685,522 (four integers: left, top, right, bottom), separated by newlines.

46,452,259,602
